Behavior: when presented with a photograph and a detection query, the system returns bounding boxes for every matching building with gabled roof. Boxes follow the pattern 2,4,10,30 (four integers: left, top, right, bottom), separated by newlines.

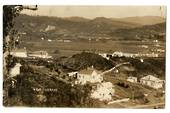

28,51,52,58
140,75,164,89
10,48,27,58
74,67,103,85
91,82,115,101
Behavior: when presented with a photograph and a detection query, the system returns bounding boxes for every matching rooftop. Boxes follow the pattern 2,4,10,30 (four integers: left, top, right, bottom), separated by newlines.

29,51,48,55
79,67,101,75
141,75,163,81
11,48,27,52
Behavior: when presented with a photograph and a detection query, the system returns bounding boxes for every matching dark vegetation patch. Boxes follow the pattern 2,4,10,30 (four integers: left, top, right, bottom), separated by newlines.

110,56,165,79
63,52,114,71
7,65,101,107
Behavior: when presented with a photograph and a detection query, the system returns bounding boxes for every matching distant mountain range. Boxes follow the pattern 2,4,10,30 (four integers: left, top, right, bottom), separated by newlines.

110,22,166,40
14,14,166,41
60,16,165,25
63,16,90,22
114,16,165,25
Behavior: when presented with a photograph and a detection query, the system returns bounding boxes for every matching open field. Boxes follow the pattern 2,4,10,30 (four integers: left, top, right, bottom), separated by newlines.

20,40,165,57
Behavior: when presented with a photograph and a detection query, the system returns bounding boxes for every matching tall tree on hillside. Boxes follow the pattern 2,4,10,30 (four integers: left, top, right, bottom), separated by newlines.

3,5,37,106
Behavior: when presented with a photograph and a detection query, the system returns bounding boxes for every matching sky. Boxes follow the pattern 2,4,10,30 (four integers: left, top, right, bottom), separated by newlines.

21,6,166,19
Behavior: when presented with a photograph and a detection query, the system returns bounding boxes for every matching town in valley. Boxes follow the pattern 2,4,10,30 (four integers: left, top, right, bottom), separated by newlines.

3,6,166,108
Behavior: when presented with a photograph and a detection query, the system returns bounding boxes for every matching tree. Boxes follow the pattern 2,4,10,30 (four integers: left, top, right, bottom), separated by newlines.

3,5,37,106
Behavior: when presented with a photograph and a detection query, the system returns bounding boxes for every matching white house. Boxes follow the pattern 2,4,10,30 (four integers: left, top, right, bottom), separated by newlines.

112,51,135,58
10,48,27,58
75,68,103,85
28,51,52,58
45,25,55,32
91,82,115,101
63,40,72,43
127,76,137,83
10,63,22,77
48,39,52,42
140,75,164,89
98,53,110,60
112,51,158,58
68,72,78,76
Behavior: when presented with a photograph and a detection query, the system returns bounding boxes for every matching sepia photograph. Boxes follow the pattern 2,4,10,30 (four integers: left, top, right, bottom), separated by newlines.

3,5,166,108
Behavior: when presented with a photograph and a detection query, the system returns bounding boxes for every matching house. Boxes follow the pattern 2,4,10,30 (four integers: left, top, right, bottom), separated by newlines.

140,58,144,62
91,82,115,101
10,48,27,58
48,39,52,42
9,63,22,77
98,53,110,60
68,72,78,76
68,72,78,77
28,51,52,58
127,76,137,83
140,75,164,89
45,25,55,32
139,45,148,49
75,68,103,85
63,40,72,43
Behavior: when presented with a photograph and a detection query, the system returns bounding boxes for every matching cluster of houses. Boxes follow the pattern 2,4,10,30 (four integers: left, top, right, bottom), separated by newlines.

44,39,72,43
99,51,159,60
67,66,165,101
68,67,115,101
9,63,115,101
28,51,52,59
127,75,164,89
10,48,52,59
112,51,159,58
9,48,52,78
68,67,164,102
9,61,164,102
9,48,164,101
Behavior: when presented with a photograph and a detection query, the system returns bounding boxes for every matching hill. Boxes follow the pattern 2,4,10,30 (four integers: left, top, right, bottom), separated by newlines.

14,14,140,35
114,16,165,25
63,16,90,22
110,22,166,41
62,52,114,71
14,14,166,41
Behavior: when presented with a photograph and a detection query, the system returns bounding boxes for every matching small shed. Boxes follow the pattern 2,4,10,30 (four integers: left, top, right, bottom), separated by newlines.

127,76,137,83
10,63,22,77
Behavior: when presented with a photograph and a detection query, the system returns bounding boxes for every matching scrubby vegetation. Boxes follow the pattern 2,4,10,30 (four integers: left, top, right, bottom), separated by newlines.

7,64,102,107
63,52,114,71
110,56,165,79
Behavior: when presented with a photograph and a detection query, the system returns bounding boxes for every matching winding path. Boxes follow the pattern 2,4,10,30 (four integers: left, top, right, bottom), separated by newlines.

100,62,130,75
